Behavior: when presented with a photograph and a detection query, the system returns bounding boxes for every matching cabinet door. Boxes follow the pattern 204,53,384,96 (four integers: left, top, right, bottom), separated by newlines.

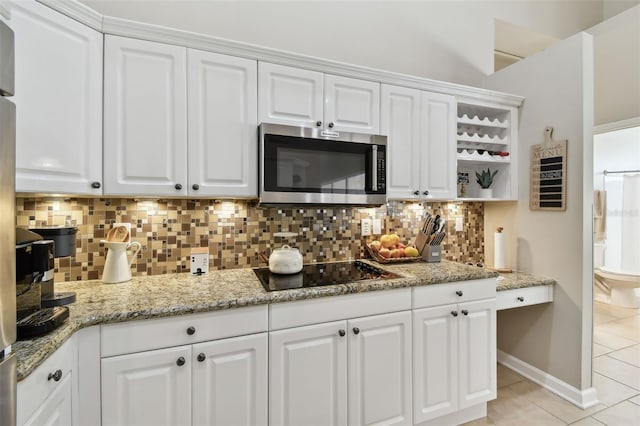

10,0,103,194
23,373,73,426
192,333,268,426
104,35,188,196
270,321,347,426
381,85,421,200
413,304,459,423
420,92,457,200
187,49,257,197
101,346,192,426
325,74,380,134
258,62,323,128
348,311,412,426
458,299,497,409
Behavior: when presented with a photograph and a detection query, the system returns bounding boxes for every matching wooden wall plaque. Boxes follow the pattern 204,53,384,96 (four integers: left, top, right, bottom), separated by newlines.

530,127,567,211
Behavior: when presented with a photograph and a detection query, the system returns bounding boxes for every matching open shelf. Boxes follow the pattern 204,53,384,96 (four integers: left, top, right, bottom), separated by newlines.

456,100,518,201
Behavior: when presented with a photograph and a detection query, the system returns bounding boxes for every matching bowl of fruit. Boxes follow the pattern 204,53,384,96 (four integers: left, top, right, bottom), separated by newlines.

366,233,421,263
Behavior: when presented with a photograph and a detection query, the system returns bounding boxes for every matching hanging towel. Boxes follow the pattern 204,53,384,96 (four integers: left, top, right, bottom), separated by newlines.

594,189,607,243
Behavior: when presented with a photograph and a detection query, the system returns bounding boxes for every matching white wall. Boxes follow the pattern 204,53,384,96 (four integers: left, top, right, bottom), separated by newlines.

483,33,594,390
594,126,640,269
80,0,603,87
587,6,640,125
603,0,640,19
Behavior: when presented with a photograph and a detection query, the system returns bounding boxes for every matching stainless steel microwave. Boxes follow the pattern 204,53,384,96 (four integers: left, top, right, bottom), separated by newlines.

259,123,387,205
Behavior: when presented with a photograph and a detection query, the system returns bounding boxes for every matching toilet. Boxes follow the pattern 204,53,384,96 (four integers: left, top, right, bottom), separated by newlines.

594,243,640,308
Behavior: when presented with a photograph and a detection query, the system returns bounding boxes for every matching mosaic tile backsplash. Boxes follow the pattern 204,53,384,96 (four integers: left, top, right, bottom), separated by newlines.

15,198,485,282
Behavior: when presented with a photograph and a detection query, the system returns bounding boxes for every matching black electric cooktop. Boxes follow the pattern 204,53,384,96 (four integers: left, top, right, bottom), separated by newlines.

254,260,400,292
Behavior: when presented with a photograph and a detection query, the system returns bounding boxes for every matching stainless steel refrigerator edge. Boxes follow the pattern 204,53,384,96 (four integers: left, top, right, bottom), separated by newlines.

0,18,17,426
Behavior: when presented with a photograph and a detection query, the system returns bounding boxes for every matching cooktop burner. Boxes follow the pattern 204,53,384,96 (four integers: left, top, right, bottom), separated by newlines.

254,260,400,292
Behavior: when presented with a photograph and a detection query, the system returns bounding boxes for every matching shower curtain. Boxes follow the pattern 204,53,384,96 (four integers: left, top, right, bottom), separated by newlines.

621,174,640,273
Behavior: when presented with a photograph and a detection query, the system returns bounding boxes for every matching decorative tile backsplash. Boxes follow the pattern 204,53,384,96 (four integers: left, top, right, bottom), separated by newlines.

15,198,485,282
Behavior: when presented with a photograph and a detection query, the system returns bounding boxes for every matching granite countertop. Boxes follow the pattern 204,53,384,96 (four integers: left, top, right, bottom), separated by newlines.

12,260,552,381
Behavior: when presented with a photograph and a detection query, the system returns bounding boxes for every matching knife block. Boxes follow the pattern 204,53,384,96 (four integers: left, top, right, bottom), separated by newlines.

414,231,442,263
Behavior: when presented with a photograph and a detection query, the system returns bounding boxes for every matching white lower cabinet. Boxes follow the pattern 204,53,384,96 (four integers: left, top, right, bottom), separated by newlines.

21,281,497,426
270,320,348,426
101,346,192,426
192,334,268,426
17,335,78,426
101,333,268,426
348,312,412,426
413,296,496,424
23,373,73,426
269,311,412,426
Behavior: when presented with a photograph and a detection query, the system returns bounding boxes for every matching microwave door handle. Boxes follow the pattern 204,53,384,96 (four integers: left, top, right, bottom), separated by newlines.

371,145,378,191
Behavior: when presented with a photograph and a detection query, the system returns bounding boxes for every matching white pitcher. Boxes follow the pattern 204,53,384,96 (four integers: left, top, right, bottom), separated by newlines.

102,240,142,284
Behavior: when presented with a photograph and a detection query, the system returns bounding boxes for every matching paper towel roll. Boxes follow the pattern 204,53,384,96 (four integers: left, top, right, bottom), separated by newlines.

494,230,505,269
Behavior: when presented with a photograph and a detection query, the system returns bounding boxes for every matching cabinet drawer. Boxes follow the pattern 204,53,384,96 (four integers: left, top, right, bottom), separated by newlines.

270,287,411,330
413,279,496,309
101,305,268,357
17,334,77,426
496,285,553,310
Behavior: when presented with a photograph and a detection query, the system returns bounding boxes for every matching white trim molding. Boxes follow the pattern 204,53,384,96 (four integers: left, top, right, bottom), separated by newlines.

594,116,640,134
37,0,524,108
498,350,599,409
36,0,102,31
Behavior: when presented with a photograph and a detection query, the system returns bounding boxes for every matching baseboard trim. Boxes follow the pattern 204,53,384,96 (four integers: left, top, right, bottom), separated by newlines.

497,350,599,409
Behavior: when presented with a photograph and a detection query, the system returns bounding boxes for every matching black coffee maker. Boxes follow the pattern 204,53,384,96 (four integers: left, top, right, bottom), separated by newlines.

15,228,69,339
29,226,77,306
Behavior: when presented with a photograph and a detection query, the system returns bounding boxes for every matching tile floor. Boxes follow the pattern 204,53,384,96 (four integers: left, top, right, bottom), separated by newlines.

464,301,640,425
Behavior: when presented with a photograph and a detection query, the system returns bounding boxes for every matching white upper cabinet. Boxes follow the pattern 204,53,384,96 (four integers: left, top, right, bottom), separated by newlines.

259,62,380,134
420,91,457,200
10,0,103,194
324,74,380,134
381,85,422,200
382,85,456,200
187,49,257,197
104,36,258,198
258,62,323,128
103,35,188,196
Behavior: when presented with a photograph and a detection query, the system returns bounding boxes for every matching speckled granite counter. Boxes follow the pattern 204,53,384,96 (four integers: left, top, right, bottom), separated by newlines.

495,271,556,292
13,260,554,381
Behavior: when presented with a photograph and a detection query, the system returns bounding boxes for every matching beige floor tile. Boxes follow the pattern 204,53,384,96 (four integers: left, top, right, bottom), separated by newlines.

608,344,640,368
488,382,569,425
593,372,640,407
497,364,526,388
631,395,640,406
568,417,606,425
592,401,640,425
594,311,619,324
594,329,639,350
616,315,640,329
594,355,640,390
507,380,607,423
593,343,615,357
597,321,640,342
463,416,495,425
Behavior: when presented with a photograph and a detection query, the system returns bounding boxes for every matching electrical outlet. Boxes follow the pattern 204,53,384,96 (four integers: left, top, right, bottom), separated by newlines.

455,217,464,232
361,218,372,236
372,219,382,235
